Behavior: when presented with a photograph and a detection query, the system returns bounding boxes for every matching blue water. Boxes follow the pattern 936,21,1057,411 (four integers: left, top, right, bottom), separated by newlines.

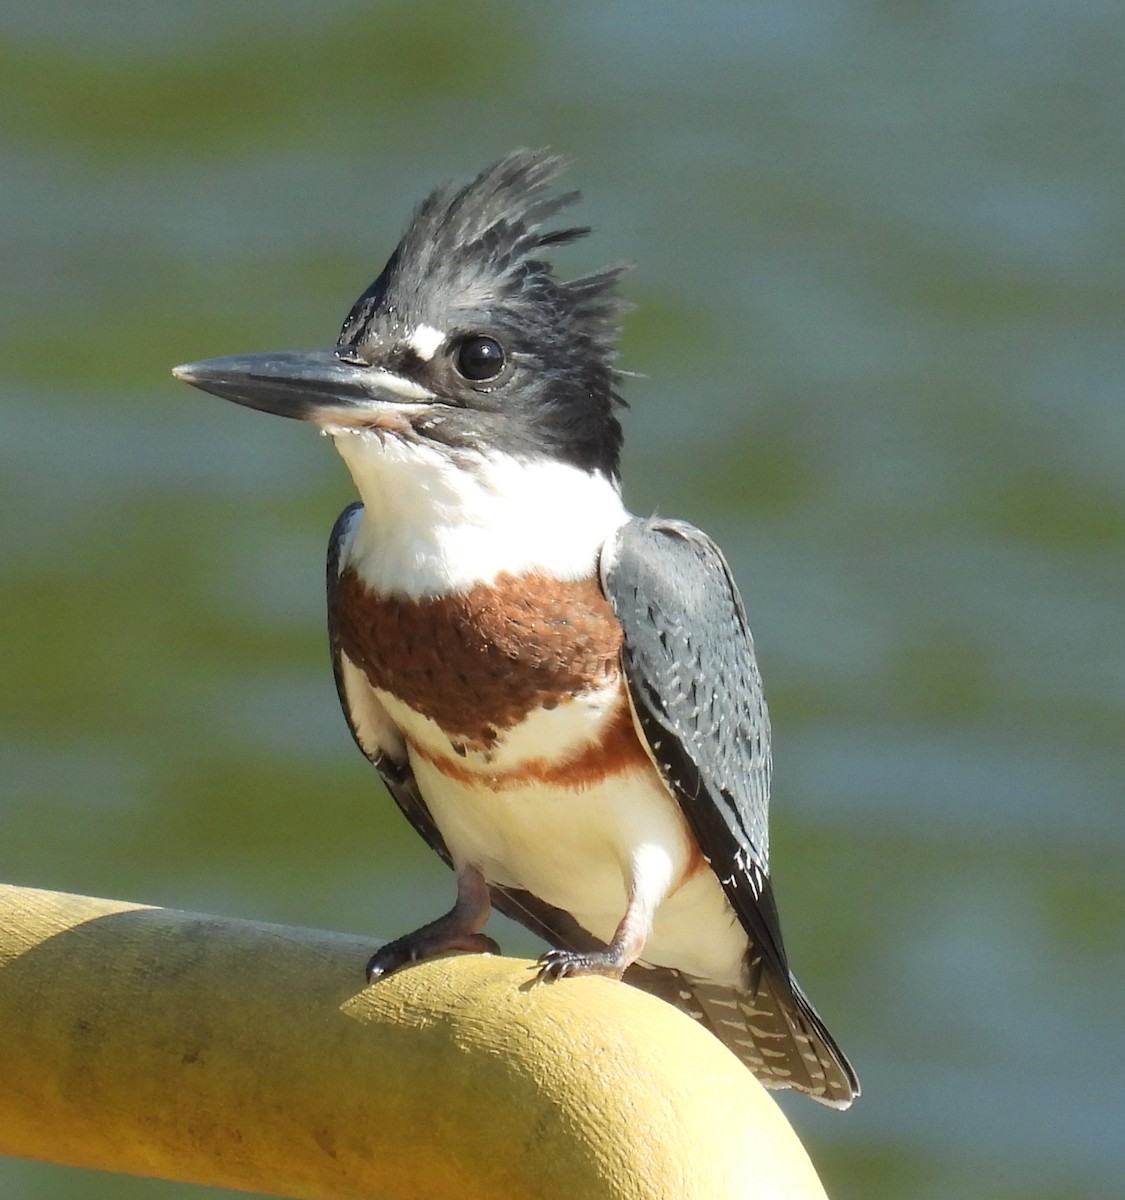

1,3,1122,1197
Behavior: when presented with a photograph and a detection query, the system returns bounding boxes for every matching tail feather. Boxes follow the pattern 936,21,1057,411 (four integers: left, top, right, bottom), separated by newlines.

628,961,859,1109
693,969,858,1108
480,878,858,1106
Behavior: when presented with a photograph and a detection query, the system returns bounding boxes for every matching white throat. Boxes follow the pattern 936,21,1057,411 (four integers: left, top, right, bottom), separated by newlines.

331,431,630,596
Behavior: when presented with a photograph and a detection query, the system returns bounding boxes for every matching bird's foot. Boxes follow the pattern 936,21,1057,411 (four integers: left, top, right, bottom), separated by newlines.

534,947,628,983
366,927,500,982
367,863,498,982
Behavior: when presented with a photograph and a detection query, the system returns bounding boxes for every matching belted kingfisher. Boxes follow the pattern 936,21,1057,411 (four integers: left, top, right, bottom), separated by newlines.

174,149,858,1107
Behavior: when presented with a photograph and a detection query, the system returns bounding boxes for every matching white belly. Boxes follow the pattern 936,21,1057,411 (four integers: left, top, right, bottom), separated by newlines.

385,686,749,987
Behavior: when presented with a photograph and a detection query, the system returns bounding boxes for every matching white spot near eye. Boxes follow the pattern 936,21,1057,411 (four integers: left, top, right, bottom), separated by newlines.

407,323,446,361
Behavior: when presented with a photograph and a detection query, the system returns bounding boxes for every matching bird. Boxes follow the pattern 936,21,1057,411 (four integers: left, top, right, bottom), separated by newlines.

173,149,859,1108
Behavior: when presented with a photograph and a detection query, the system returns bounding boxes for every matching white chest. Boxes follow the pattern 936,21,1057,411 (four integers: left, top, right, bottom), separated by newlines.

381,688,748,986
331,433,629,596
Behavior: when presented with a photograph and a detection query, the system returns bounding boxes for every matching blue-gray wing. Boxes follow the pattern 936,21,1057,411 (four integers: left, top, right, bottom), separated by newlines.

602,517,859,1107
600,516,783,964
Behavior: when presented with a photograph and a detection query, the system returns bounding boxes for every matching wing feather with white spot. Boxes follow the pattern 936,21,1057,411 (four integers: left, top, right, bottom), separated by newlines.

601,516,858,1107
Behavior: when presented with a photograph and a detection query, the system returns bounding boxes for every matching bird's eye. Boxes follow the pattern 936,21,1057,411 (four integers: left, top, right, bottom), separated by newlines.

454,335,506,382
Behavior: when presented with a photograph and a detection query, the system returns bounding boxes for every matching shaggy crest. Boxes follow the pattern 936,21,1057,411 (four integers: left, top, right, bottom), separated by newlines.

336,149,628,385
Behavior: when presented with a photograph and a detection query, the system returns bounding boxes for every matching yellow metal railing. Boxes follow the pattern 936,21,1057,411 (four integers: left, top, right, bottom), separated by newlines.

0,883,829,1199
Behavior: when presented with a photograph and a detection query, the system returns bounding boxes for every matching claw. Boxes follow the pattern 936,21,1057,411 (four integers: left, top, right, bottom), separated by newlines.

367,931,501,982
534,947,626,983
365,864,500,983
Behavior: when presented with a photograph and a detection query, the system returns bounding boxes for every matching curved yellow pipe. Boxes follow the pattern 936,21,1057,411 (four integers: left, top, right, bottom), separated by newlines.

0,883,829,1199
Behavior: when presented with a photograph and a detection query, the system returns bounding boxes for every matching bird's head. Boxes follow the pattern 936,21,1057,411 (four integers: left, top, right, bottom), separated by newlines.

175,150,628,482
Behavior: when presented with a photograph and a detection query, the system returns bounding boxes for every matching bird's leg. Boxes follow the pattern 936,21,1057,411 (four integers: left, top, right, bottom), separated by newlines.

366,862,500,982
536,846,668,982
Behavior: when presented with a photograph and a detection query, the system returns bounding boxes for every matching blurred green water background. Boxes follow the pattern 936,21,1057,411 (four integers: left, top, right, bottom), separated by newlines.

1,2,1122,1197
